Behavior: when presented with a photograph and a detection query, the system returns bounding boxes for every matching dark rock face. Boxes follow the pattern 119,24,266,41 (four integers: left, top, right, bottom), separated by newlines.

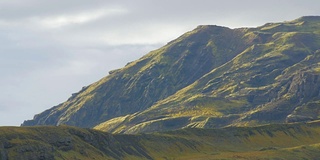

15,145,55,160
0,138,55,160
288,72,320,99
22,16,320,133
0,139,9,160
239,58,320,124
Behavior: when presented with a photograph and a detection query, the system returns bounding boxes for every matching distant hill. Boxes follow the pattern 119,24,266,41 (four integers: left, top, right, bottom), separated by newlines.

23,16,320,134
3,121,320,159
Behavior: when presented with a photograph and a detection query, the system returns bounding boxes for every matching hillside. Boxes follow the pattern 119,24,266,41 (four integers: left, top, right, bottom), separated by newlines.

23,16,320,134
3,121,320,159
22,25,248,128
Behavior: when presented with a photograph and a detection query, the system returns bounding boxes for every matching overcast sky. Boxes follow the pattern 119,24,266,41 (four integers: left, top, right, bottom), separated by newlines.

1,0,319,126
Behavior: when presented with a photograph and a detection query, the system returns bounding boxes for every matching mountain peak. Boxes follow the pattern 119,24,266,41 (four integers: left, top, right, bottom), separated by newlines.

23,16,320,134
196,25,230,29
296,15,320,22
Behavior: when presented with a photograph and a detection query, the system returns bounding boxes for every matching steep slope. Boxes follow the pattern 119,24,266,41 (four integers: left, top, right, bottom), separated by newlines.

22,25,248,127
23,16,320,134
3,121,320,159
94,16,320,133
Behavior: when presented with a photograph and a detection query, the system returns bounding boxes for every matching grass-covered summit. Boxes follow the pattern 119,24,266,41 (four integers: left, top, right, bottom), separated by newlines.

23,16,320,134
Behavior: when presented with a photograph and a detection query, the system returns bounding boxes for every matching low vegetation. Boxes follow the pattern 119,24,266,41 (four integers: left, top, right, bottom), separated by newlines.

2,121,320,159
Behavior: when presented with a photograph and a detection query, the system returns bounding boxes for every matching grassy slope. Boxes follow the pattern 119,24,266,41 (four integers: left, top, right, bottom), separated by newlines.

95,16,320,133
3,121,320,159
22,25,248,128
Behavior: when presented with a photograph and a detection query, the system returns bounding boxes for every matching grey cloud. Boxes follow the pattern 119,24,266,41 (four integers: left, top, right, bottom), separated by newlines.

0,0,120,20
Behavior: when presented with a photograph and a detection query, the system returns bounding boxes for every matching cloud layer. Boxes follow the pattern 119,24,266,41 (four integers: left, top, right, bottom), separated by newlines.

1,0,320,126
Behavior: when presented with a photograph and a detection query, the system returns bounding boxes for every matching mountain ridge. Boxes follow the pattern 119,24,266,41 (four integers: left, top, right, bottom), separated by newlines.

23,16,320,134
22,24,249,127
4,121,320,159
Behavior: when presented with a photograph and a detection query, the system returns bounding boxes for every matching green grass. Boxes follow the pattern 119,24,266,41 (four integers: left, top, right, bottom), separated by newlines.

4,121,320,159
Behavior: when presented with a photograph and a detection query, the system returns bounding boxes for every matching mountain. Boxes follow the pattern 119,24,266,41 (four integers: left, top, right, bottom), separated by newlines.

4,121,320,159
22,16,320,134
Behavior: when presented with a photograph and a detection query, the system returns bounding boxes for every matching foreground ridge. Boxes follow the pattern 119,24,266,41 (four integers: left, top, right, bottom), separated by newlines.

3,121,320,159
